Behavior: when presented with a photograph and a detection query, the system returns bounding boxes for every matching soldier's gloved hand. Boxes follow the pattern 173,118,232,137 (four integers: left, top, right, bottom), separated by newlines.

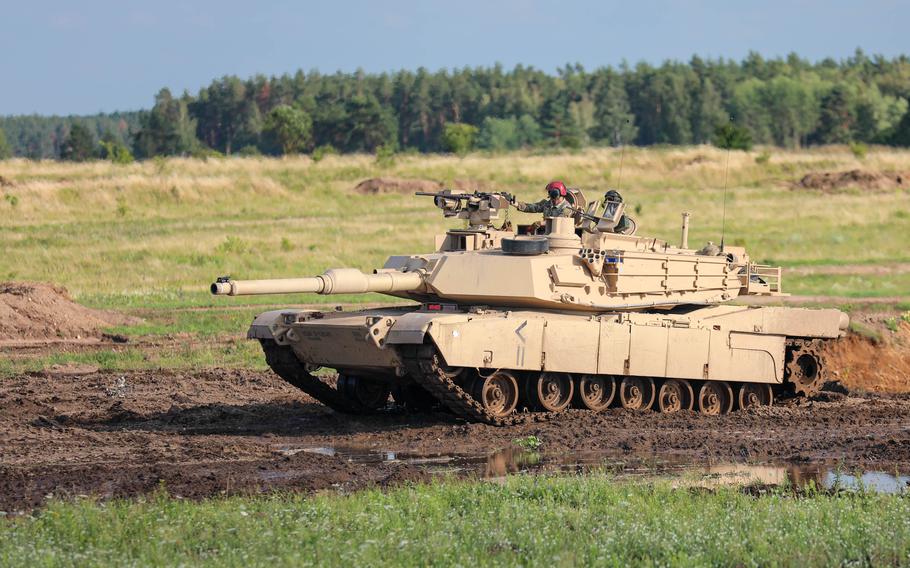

506,192,516,204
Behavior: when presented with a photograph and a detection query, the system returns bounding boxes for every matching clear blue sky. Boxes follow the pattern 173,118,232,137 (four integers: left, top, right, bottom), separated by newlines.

1,0,906,116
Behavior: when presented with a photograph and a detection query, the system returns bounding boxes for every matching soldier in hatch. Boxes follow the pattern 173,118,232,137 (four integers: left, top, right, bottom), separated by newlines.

603,189,636,235
513,181,575,218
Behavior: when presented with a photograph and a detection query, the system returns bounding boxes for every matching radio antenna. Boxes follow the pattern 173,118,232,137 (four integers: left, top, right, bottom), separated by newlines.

719,116,733,251
615,119,629,191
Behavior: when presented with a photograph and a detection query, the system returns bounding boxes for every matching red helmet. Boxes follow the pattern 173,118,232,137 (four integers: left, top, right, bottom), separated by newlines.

546,180,567,197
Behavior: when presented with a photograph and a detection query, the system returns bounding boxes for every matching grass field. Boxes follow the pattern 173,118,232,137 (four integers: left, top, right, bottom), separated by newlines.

2,145,909,375
3,476,910,567
3,147,910,565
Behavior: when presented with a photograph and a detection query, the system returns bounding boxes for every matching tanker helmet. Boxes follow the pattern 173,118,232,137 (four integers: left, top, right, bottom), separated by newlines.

546,180,568,199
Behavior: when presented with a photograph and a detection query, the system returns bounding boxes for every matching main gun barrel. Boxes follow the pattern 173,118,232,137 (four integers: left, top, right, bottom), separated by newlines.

211,268,423,296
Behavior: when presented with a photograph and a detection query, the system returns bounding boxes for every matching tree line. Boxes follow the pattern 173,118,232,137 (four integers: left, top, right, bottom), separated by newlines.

2,49,910,161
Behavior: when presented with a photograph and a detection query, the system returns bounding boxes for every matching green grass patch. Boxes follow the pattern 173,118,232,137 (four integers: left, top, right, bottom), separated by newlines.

3,477,910,566
786,272,910,298
0,341,265,378
105,308,266,337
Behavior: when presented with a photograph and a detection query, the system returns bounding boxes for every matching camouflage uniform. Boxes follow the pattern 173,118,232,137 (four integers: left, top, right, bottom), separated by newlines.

515,198,575,218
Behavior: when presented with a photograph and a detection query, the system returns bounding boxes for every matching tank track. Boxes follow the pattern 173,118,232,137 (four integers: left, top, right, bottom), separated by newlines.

400,344,558,426
259,339,370,414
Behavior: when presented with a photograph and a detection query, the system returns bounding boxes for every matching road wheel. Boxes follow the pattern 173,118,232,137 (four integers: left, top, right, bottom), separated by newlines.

337,375,390,410
698,381,733,415
472,371,520,418
737,383,773,410
528,372,574,412
573,374,615,411
657,379,694,413
618,377,655,411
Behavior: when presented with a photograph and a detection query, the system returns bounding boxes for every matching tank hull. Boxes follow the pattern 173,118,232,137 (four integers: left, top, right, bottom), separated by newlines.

250,303,847,422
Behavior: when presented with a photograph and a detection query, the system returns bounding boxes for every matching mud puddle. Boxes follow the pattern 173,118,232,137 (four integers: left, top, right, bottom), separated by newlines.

276,445,910,493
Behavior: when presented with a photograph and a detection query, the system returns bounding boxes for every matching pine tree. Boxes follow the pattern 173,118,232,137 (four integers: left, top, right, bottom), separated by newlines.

691,78,726,144
133,89,199,158
342,95,398,152
589,71,637,146
189,77,248,154
60,123,96,161
539,91,583,148
888,108,910,147
0,127,11,159
814,85,854,144
713,121,753,150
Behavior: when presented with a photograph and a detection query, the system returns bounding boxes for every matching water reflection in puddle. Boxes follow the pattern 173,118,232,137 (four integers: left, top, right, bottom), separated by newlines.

274,445,910,493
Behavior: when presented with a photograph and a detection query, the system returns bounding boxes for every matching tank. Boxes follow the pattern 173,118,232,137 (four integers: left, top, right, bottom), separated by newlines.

211,188,848,424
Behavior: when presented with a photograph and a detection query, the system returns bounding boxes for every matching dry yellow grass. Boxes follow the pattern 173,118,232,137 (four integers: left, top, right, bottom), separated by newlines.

1,145,909,306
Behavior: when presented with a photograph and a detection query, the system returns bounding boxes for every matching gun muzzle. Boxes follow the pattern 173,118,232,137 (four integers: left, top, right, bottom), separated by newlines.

211,268,423,296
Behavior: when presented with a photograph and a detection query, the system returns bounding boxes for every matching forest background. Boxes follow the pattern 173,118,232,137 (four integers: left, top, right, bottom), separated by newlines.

2,50,910,162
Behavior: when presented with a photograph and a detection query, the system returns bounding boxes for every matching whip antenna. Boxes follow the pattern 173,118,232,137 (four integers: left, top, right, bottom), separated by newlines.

719,116,733,251
615,119,629,190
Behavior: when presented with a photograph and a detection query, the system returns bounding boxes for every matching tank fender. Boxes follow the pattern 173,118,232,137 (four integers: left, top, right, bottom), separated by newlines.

246,309,313,341
385,312,469,345
426,315,546,371
725,332,785,382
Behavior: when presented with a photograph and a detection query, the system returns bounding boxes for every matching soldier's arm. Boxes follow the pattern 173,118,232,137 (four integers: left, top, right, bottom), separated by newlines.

515,198,546,213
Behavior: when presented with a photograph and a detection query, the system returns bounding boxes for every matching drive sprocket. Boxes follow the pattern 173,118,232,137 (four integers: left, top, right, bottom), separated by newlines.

785,338,827,397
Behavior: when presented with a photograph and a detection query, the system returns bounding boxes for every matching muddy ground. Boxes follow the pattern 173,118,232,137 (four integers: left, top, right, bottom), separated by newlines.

3,366,910,511
2,282,909,510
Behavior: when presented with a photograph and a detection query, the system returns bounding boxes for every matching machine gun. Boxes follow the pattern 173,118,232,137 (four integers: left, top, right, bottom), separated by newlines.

416,189,514,228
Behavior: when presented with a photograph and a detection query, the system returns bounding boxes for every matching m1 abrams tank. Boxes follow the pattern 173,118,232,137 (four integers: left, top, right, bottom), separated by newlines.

211,188,848,425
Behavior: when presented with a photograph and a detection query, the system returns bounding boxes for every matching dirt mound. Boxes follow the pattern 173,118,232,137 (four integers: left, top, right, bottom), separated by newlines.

0,282,135,341
826,319,910,394
796,169,909,192
353,177,489,195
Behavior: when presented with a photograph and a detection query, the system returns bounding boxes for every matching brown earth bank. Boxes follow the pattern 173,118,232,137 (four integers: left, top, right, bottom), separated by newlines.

3,366,910,511
0,282,137,342
826,314,910,393
795,169,910,192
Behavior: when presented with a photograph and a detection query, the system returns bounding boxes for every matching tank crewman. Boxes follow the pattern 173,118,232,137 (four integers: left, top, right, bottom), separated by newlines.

513,180,576,218
603,189,635,234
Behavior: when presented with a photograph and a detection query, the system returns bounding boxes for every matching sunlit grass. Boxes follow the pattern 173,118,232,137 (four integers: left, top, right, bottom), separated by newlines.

2,476,909,566
787,272,910,298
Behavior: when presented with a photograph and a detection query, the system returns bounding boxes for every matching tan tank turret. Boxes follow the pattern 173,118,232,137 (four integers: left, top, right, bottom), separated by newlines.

211,188,848,424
